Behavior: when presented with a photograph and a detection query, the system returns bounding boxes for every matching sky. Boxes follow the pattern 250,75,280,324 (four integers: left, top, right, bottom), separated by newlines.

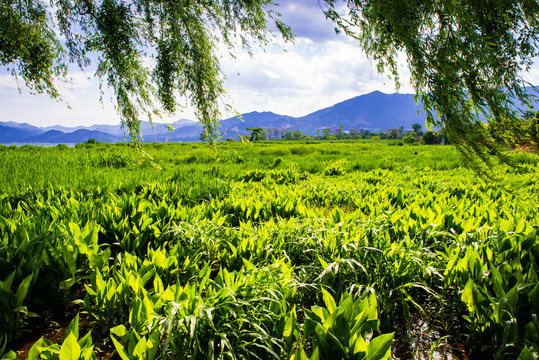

1,0,539,128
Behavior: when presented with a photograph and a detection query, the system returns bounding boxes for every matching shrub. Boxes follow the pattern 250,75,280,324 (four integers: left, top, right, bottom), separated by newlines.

324,159,347,176
403,135,416,144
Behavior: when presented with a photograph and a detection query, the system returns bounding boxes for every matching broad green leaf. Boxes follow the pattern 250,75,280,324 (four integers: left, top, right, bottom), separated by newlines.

111,336,130,360
516,345,538,360
59,277,76,291
290,348,309,360
283,308,297,338
132,337,148,360
310,346,320,360
366,333,394,360
78,331,93,350
110,325,128,338
69,222,81,238
80,346,95,360
15,274,33,307
4,271,15,290
146,331,160,360
352,335,368,355
461,279,475,312
59,333,81,360
0,350,17,360
321,288,337,314
65,313,80,341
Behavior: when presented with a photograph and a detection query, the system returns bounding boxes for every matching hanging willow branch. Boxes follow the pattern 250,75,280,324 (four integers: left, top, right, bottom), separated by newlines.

1,0,293,141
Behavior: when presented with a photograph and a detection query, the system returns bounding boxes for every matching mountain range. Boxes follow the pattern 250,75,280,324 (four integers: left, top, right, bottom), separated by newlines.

1,90,538,144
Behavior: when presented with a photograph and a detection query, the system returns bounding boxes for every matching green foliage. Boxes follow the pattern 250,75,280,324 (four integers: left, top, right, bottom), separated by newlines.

403,135,415,144
422,131,441,145
0,142,537,359
25,313,97,360
444,230,539,358
296,289,394,360
246,127,266,142
0,272,37,346
411,124,423,135
94,150,133,168
324,159,347,176
1,0,293,141
323,0,539,167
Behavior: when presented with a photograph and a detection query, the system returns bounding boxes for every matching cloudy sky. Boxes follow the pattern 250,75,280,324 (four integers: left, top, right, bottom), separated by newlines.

1,1,538,127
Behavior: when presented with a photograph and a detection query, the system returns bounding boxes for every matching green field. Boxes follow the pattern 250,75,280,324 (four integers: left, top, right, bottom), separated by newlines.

1,141,538,359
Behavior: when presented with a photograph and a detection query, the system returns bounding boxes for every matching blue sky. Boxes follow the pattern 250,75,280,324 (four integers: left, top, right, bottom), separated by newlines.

1,1,538,127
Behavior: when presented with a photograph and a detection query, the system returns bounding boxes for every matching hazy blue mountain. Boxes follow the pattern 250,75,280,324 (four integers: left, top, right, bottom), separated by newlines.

142,123,202,142
141,112,294,142
218,112,295,138
293,91,429,132
42,118,197,137
1,121,46,134
210,92,428,137
28,129,121,143
0,125,39,143
2,89,538,144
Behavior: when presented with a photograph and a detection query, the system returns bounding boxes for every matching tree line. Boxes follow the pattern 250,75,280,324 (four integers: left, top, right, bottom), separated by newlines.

238,123,445,145
240,113,539,149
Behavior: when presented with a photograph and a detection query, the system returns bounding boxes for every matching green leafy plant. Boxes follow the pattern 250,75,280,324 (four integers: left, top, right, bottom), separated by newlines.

25,313,97,360
294,288,394,360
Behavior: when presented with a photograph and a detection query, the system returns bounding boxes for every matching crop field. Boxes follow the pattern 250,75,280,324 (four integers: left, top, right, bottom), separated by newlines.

0,141,538,360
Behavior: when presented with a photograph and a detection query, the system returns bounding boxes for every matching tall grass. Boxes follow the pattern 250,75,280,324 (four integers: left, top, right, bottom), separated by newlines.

0,141,537,359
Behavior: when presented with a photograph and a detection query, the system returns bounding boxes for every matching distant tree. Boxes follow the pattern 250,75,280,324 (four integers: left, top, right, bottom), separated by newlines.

282,130,293,141
336,124,346,139
292,131,303,141
527,113,539,149
387,129,398,140
246,127,265,142
349,129,359,139
412,123,423,135
322,128,331,140
266,128,275,140
422,131,440,145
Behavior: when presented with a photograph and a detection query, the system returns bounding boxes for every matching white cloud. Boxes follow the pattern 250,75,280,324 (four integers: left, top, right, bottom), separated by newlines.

522,61,539,86
219,38,412,117
0,74,19,90
2,1,538,129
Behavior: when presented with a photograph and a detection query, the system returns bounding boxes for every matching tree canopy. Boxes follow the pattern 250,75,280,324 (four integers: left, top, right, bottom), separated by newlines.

2,0,539,165
1,0,292,140
324,0,539,167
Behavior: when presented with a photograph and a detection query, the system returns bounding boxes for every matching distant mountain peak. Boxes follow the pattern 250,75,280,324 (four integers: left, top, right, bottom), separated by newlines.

2,87,538,144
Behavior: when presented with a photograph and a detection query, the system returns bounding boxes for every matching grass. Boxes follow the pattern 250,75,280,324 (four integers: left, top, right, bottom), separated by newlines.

0,140,538,359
